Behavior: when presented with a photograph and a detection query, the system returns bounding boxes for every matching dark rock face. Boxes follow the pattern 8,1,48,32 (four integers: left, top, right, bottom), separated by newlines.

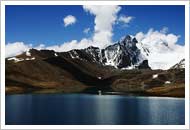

117,54,131,69
138,60,151,69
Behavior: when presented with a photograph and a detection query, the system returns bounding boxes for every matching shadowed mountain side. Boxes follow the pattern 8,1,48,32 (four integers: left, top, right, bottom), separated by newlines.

44,56,111,87
6,59,88,93
6,53,185,97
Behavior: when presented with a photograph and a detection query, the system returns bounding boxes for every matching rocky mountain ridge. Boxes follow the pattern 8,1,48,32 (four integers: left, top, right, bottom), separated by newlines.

5,35,185,97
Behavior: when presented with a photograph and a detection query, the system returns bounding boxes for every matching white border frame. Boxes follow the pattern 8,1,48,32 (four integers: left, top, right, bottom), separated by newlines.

1,1,189,129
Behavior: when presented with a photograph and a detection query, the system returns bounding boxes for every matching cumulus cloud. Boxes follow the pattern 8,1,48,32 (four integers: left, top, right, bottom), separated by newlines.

46,39,93,52
118,15,134,24
5,42,31,58
136,28,181,49
5,39,93,58
35,44,46,50
83,5,121,48
63,15,77,27
135,27,184,70
135,32,145,42
83,28,90,34
160,27,169,34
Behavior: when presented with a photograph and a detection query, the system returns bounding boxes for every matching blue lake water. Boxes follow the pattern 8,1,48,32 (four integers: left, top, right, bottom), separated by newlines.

6,94,185,125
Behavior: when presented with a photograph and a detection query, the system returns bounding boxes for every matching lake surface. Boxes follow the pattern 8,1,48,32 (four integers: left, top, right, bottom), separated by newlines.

6,94,185,125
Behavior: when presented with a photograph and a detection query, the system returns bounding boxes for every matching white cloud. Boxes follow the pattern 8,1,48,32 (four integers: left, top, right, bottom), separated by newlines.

43,5,122,52
56,5,122,51
35,44,46,50
5,42,31,58
137,28,181,49
63,15,77,27
46,39,93,52
118,15,134,24
135,28,184,70
83,5,121,48
83,28,90,34
160,27,169,34
5,39,93,57
135,32,145,42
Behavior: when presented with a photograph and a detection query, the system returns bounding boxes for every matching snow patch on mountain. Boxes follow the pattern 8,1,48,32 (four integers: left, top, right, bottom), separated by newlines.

54,53,58,57
165,81,171,84
7,56,36,63
26,57,35,61
69,50,80,59
7,57,24,63
104,44,122,68
26,51,31,57
152,74,158,79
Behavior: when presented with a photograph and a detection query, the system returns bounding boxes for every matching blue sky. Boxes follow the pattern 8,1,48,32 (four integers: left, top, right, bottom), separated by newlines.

6,5,185,46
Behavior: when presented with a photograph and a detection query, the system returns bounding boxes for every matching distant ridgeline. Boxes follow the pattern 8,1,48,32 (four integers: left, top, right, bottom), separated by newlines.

5,35,185,97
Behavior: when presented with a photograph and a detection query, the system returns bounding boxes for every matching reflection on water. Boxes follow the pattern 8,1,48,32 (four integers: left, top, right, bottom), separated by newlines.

6,94,185,125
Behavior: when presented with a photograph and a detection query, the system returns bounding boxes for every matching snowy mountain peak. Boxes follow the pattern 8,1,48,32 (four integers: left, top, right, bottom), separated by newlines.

63,34,150,69
102,35,148,69
119,35,138,47
170,59,185,69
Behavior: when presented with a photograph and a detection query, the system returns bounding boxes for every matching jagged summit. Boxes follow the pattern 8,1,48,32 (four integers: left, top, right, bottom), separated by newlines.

103,35,147,69
170,59,185,69
5,35,150,69
119,35,138,47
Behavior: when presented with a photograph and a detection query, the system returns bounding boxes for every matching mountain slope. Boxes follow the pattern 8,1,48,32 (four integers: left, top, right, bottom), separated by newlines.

5,35,184,97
